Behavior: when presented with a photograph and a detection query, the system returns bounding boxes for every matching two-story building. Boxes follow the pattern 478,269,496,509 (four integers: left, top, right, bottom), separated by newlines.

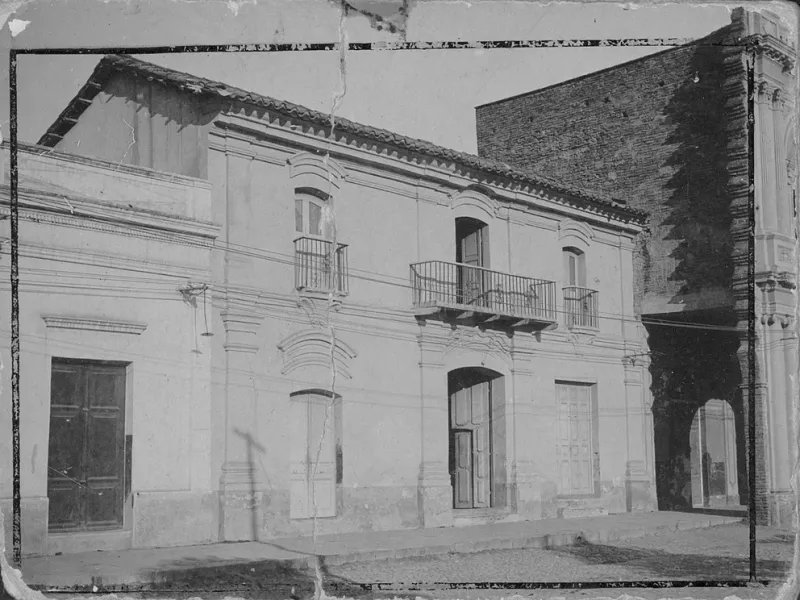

4,53,654,556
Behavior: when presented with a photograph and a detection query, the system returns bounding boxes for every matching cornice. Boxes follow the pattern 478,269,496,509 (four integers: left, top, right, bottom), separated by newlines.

748,33,796,73
0,187,219,247
11,142,212,190
10,239,211,282
42,316,147,335
214,110,645,231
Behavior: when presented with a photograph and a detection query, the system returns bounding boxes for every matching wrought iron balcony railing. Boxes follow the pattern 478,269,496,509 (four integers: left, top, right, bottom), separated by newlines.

410,260,557,324
294,237,349,295
563,286,599,329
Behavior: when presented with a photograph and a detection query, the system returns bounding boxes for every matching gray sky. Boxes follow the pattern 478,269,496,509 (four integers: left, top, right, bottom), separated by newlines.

5,0,738,154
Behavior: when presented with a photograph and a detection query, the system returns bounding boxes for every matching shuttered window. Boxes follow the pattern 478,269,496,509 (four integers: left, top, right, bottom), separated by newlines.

289,391,341,519
555,382,595,495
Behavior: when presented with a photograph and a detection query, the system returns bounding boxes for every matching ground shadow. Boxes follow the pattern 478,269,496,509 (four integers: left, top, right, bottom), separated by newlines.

551,539,790,581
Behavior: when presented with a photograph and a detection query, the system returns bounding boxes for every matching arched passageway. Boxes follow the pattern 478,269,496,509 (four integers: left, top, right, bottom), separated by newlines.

690,399,741,508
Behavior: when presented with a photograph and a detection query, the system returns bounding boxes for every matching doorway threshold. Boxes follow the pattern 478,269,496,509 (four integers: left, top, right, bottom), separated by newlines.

452,507,517,527
46,529,132,556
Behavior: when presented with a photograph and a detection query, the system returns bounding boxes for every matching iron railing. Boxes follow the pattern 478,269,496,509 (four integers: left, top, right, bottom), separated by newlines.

563,286,599,328
294,236,349,294
410,260,557,321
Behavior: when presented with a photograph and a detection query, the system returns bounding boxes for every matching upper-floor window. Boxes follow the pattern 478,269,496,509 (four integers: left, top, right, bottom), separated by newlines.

562,247,598,328
295,188,329,239
562,247,586,287
293,187,348,295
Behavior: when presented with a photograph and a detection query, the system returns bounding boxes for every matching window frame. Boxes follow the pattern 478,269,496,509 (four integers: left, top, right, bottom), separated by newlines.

294,188,331,241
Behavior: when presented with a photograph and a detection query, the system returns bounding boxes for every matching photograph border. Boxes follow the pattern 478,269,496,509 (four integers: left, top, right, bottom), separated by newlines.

7,32,762,591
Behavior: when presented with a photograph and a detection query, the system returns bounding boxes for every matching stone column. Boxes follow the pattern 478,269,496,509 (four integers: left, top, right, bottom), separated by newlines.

756,81,779,233
218,307,265,541
417,331,452,528
781,317,798,477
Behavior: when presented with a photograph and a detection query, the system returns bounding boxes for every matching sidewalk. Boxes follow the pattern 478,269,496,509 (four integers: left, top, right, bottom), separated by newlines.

18,511,742,591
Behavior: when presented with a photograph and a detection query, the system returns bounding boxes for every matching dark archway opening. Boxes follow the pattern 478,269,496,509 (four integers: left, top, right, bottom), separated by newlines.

448,367,506,510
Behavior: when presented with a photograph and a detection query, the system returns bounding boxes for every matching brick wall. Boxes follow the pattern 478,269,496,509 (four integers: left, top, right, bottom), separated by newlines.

475,10,784,522
476,24,740,315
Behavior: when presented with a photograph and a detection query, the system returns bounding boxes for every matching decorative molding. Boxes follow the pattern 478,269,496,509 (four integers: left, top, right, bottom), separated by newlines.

296,296,337,328
277,329,357,379
443,327,512,366
0,189,219,248
760,313,795,329
564,327,598,346
558,218,595,250
7,239,210,282
42,316,147,335
748,33,796,73
288,151,348,189
449,186,500,219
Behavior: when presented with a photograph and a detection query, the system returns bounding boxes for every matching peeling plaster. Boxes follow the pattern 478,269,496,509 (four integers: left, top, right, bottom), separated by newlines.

8,18,29,36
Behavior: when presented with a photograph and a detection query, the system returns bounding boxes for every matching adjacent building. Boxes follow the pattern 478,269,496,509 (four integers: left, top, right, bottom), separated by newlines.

0,143,218,555
1,53,654,555
476,8,798,527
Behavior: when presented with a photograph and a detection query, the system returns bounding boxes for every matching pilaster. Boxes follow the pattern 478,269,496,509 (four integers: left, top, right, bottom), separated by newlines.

218,298,267,541
416,327,453,528
622,344,657,513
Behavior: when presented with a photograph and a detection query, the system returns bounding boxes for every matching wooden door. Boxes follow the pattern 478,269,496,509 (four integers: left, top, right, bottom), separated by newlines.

556,383,593,495
458,223,487,307
48,360,126,532
449,374,492,509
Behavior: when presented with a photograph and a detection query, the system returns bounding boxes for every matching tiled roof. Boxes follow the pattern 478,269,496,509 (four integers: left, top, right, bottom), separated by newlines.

38,54,647,222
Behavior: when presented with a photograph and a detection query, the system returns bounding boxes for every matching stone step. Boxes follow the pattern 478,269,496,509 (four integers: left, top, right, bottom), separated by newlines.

560,506,609,519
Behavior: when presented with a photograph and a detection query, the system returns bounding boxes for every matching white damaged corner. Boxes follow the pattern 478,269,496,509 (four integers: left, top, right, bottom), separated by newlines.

0,511,48,600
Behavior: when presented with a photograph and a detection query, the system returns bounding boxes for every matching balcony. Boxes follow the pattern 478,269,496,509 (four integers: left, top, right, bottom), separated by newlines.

294,237,349,295
410,260,557,330
563,286,599,329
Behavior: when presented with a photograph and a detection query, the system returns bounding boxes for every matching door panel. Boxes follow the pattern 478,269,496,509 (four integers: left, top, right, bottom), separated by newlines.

490,377,507,508
48,365,87,532
453,430,473,509
86,369,125,529
472,382,491,508
452,388,471,428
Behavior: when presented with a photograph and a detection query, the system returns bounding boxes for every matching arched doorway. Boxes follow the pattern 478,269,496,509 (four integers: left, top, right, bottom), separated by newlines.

448,367,506,510
689,398,740,508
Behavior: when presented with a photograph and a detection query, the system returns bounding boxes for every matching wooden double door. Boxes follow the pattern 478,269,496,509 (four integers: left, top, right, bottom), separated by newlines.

448,369,505,509
47,359,128,533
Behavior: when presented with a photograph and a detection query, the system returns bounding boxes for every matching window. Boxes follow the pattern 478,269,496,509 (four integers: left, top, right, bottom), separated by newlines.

562,247,598,328
562,247,586,287
293,188,349,294
289,390,342,519
295,188,329,239
555,382,596,495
